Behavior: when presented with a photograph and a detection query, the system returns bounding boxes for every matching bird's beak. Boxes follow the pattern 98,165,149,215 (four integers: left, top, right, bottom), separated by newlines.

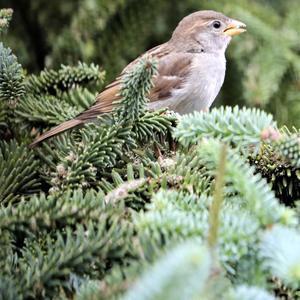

223,19,246,36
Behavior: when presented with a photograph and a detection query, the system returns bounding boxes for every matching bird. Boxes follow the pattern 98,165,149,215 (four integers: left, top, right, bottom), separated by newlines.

29,10,246,147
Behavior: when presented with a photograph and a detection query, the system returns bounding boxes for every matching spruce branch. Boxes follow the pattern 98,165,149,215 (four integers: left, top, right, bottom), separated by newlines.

132,109,175,142
16,94,82,125
104,178,147,205
0,140,40,205
252,128,300,202
194,139,292,225
15,88,96,125
96,162,171,210
96,262,147,299
121,240,211,300
225,285,276,300
19,220,133,299
0,230,15,277
0,189,107,236
260,225,300,289
135,189,259,272
26,62,105,96
243,45,288,106
37,122,134,190
273,133,300,168
173,149,212,195
74,280,102,300
0,276,21,300
174,106,276,151
114,56,158,122
0,101,7,130
0,42,25,104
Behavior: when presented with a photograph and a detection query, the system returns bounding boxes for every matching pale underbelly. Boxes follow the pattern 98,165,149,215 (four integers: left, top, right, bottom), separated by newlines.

148,77,222,114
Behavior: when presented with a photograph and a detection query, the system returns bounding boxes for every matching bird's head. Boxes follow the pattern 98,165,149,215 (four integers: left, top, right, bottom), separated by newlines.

171,10,246,54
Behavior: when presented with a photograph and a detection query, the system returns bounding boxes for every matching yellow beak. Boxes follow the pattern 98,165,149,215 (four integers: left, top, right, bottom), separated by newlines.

223,20,246,36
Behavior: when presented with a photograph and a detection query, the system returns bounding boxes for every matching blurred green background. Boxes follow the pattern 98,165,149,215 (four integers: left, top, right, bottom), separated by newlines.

1,0,299,127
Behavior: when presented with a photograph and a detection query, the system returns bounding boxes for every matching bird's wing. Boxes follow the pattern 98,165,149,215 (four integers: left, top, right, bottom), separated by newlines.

76,44,192,121
29,45,192,147
149,51,192,101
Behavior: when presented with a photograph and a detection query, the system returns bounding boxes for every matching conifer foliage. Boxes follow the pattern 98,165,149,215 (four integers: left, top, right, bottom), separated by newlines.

0,7,300,300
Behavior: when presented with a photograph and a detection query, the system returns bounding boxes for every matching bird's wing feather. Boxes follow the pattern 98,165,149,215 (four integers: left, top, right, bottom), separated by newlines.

149,52,192,100
29,44,193,147
76,45,192,121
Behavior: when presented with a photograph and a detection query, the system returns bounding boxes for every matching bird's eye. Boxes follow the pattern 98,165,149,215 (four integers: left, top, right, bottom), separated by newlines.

212,21,221,29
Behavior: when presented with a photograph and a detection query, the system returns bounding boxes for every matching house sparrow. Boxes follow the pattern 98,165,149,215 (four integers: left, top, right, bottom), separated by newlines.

30,10,246,147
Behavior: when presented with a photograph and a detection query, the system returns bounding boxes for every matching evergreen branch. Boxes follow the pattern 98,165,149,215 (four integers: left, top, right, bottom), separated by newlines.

96,162,171,210
18,220,133,299
283,2,300,51
135,191,209,261
250,144,300,203
114,56,158,122
252,128,300,202
0,189,107,236
0,230,15,277
15,88,96,125
273,133,300,168
55,0,168,81
135,190,260,272
50,0,130,71
137,140,295,268
132,109,175,141
0,101,7,130
121,240,211,300
136,193,208,246
0,42,25,103
260,225,300,289
26,62,105,95
243,45,289,106
104,178,147,205
16,94,82,125
225,285,276,300
0,276,21,300
173,150,212,195
0,140,40,205
64,87,98,110
38,122,134,190
74,280,102,300
194,139,292,225
174,106,276,151
95,261,146,300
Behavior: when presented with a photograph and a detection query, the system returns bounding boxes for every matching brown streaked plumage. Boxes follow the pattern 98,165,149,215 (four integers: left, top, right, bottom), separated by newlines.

29,10,246,147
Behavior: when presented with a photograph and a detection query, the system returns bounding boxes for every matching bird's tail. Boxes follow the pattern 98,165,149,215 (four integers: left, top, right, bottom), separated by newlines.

29,118,84,148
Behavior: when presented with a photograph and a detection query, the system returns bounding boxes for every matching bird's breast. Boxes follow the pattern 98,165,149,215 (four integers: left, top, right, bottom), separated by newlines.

170,53,226,114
